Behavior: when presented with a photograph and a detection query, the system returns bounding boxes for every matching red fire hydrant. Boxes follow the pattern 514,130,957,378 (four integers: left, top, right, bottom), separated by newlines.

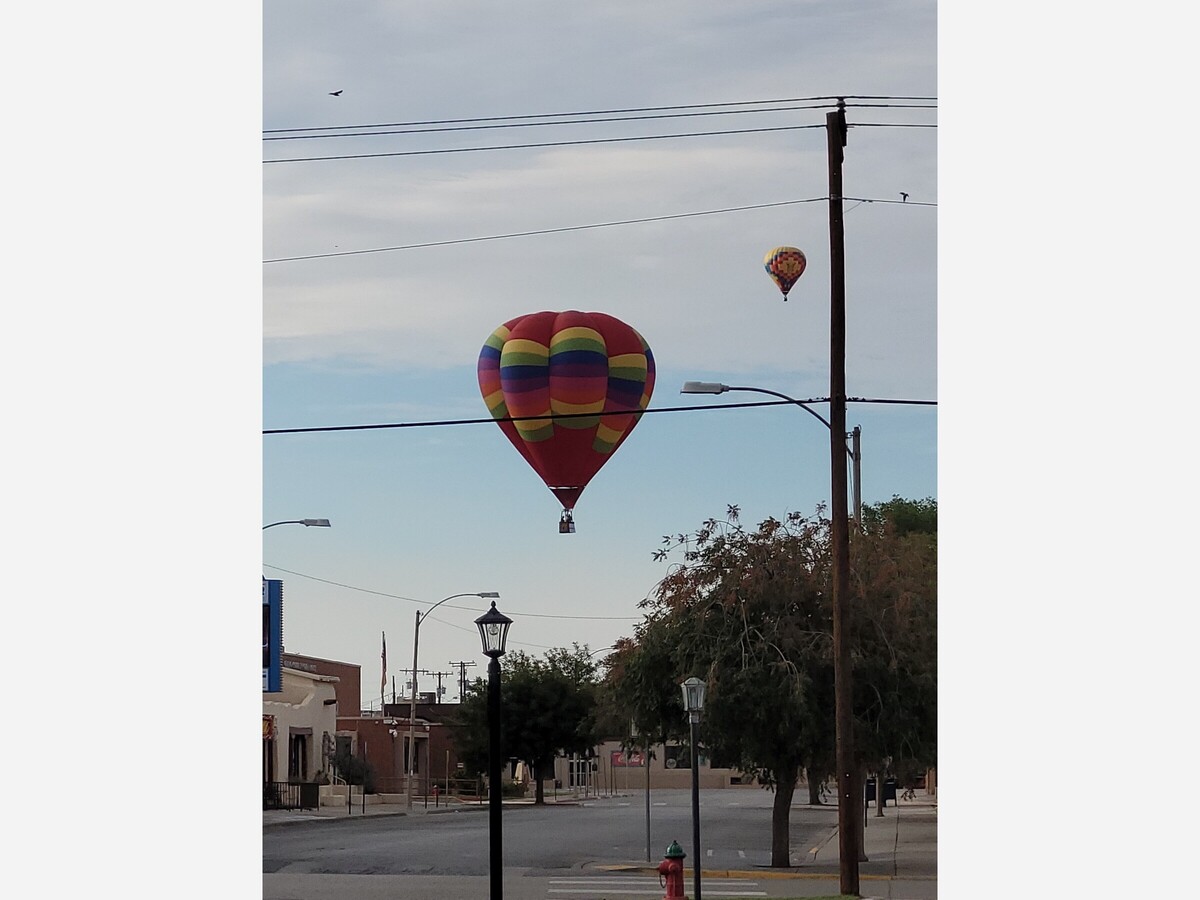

657,840,686,899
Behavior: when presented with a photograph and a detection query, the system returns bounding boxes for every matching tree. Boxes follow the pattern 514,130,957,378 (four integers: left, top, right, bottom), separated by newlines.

602,624,689,750
605,500,937,866
331,748,376,793
851,496,937,813
450,645,601,804
642,507,836,866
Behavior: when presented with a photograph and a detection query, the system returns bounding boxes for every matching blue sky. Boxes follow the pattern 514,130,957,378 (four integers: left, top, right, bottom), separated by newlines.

261,0,938,711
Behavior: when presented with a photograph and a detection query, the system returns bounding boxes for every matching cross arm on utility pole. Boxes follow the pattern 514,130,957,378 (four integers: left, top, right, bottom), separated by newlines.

450,660,478,700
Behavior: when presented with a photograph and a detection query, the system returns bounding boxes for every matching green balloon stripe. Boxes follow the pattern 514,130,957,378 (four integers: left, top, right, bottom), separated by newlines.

500,350,549,366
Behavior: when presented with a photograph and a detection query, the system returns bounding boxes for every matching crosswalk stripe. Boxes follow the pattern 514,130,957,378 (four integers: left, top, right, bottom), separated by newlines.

547,883,753,888
548,892,765,898
546,877,766,897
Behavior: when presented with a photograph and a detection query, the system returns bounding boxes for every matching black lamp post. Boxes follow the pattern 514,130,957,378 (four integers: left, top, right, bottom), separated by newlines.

681,676,707,900
475,601,512,900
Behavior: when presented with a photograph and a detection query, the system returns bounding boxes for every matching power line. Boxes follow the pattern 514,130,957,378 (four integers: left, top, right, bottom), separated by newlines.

263,195,933,264
263,103,842,142
264,104,937,143
263,121,934,164
263,198,827,264
263,123,830,164
263,94,937,135
850,122,937,129
262,398,936,436
262,563,641,621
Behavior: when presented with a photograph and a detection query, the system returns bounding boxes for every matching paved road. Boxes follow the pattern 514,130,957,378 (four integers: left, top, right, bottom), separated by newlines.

264,789,837,876
263,871,937,900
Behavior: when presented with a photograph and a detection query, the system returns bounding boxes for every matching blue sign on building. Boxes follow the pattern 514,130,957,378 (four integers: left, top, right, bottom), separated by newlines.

263,579,283,692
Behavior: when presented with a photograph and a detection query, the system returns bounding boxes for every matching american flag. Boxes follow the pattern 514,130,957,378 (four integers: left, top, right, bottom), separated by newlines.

381,631,387,698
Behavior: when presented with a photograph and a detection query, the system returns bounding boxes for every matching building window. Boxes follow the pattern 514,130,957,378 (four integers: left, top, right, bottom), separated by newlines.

403,737,420,774
289,733,310,781
664,745,690,770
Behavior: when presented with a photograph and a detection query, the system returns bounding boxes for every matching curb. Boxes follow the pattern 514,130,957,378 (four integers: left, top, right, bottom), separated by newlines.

264,797,586,827
588,863,934,882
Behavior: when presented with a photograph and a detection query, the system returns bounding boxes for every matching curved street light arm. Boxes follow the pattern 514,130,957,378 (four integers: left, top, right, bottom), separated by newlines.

681,381,861,524
723,384,834,432
681,382,847,452
417,591,496,626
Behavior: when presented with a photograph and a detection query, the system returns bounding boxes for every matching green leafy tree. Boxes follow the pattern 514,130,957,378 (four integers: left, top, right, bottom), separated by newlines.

606,500,936,865
851,496,937,806
450,645,601,804
331,748,376,793
644,507,835,865
602,624,689,749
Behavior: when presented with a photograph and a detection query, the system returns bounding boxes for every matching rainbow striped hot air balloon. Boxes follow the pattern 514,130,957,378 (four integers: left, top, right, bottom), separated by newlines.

764,246,807,300
478,311,655,532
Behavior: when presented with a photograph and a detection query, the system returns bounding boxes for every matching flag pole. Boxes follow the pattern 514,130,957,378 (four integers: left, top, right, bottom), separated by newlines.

381,631,387,716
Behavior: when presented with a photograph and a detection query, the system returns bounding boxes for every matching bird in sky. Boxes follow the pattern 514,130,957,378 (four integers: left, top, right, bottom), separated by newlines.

900,192,909,202
329,90,343,96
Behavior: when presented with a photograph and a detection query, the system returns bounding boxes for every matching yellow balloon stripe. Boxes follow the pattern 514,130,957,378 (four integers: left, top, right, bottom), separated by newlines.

607,353,648,376
549,327,604,352
515,417,554,442
483,327,510,351
481,390,509,418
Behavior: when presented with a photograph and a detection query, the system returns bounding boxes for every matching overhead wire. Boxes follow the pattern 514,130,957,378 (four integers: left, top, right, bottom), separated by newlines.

263,94,936,135
263,398,936,436
265,104,936,143
263,103,842,142
263,195,933,264
263,123,834,164
263,93,934,162
264,198,826,263
262,564,641,622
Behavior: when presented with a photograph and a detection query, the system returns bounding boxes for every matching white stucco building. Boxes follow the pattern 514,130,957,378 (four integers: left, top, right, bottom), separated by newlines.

262,665,339,784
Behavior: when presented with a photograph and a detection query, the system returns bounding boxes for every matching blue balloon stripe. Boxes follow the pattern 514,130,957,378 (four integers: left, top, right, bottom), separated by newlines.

499,364,550,380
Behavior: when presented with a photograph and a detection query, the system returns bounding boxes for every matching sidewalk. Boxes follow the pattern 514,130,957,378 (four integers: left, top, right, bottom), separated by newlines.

804,794,937,880
263,791,582,825
591,795,937,884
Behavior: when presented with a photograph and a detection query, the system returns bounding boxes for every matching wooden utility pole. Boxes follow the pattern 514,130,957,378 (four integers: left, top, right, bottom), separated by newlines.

450,660,477,700
429,670,454,701
827,98,861,897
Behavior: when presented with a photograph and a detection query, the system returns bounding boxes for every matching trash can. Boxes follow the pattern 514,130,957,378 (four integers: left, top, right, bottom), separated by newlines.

865,778,897,806
299,782,320,809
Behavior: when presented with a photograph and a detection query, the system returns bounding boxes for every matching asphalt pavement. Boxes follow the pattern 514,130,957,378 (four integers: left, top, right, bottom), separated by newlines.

264,788,937,899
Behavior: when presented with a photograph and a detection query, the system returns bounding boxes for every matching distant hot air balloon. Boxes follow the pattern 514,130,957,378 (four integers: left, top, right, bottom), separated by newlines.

478,311,655,532
764,246,807,300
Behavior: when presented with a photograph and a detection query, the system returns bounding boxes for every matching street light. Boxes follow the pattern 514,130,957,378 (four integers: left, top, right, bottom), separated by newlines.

262,518,331,530
406,590,500,809
679,382,861,524
476,600,513,900
681,676,707,900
